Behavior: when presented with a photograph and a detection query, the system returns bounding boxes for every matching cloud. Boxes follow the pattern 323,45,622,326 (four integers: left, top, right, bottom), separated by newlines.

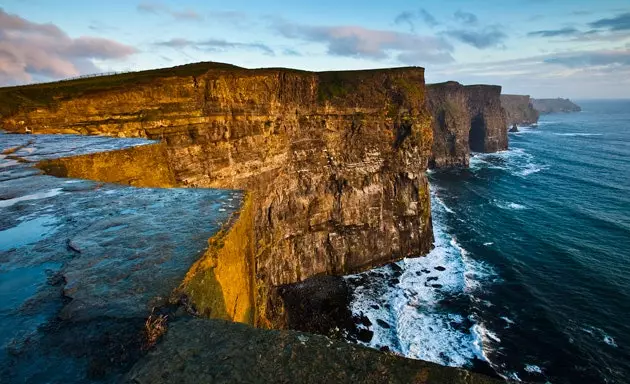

454,10,478,25
428,50,630,98
420,9,439,28
282,48,302,56
589,12,630,31
528,27,579,37
137,2,203,21
543,50,630,67
445,26,506,49
394,9,438,31
272,19,453,64
0,8,136,85
394,11,416,32
156,38,274,55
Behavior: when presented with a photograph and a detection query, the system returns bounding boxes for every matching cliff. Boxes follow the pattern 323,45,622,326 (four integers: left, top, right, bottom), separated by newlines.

0,62,434,328
532,98,581,114
500,94,539,126
426,81,507,168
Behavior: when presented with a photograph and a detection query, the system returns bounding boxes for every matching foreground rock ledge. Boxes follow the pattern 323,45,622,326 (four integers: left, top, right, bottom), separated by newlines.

124,319,501,384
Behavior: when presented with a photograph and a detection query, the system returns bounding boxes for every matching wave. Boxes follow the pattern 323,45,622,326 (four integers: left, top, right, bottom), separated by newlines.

552,133,603,137
579,325,618,348
345,189,498,369
493,200,528,210
470,148,549,178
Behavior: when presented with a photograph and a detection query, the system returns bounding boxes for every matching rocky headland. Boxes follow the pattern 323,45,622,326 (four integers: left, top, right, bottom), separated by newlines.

0,62,511,383
500,94,539,127
426,81,507,168
532,98,582,114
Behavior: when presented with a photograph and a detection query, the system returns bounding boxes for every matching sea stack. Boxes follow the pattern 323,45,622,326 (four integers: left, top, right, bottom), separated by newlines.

426,81,507,168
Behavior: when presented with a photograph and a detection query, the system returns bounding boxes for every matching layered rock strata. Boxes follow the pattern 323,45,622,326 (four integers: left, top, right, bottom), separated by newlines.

426,81,507,168
500,94,539,126
1,63,434,328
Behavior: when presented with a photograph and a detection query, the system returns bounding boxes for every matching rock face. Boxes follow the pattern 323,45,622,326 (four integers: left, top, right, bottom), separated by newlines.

0,62,434,328
123,318,502,384
532,98,581,114
501,94,539,126
426,81,507,168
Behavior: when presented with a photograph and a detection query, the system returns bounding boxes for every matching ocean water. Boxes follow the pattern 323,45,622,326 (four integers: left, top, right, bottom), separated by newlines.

346,100,630,383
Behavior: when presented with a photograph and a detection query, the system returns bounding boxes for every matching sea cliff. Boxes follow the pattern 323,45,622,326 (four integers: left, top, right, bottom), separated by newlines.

0,62,434,327
532,98,581,114
426,81,507,168
500,94,539,126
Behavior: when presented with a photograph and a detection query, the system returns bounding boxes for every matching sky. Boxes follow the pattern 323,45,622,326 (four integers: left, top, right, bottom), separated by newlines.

1,0,629,98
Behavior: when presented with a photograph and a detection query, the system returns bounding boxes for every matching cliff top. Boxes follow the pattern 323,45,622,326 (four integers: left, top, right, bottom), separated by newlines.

427,81,502,92
532,98,581,114
0,61,424,117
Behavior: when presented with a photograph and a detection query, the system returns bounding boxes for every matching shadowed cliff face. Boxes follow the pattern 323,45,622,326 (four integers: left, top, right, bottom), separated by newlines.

0,63,434,327
501,94,539,126
427,82,507,168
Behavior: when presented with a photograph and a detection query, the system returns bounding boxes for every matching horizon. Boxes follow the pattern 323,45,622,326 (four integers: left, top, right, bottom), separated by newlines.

1,1,629,98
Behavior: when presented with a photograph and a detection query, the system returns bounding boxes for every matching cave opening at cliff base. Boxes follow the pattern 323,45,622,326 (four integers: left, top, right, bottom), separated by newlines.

469,115,486,152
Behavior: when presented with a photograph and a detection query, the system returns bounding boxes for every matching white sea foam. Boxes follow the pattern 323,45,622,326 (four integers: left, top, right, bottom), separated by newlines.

604,335,618,347
524,364,543,374
580,325,618,348
346,189,498,368
471,147,548,178
434,195,455,214
493,200,528,210
500,316,515,325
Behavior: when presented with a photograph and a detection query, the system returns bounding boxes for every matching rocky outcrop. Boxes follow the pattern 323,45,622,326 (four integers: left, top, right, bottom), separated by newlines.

36,142,177,187
426,81,507,168
124,318,502,384
0,62,434,328
532,98,581,114
501,94,539,126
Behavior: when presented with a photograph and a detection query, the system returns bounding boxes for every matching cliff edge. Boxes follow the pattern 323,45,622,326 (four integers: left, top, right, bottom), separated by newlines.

501,94,539,126
0,62,434,328
426,81,507,168
532,98,581,114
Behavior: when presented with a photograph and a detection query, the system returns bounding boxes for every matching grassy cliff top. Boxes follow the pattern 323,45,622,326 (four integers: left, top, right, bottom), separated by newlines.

0,61,424,118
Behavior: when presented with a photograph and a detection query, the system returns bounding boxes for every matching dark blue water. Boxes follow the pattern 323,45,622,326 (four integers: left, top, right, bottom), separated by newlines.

347,100,630,383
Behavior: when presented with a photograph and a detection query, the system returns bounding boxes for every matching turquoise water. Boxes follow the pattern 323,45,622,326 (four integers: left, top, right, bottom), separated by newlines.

348,100,630,383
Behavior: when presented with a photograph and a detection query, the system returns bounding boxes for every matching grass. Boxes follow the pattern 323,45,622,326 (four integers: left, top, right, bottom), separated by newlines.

0,61,242,117
143,309,168,350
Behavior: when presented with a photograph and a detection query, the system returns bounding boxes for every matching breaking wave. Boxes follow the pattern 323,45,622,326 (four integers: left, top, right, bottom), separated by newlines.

470,148,549,177
345,188,498,369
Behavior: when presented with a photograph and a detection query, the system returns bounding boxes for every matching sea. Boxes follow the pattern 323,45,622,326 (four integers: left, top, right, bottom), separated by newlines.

345,100,630,383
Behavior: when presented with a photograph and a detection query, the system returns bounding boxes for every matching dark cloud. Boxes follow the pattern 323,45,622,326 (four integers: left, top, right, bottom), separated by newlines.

394,11,416,31
544,50,630,67
528,27,579,37
272,19,453,64
0,8,136,85
420,9,439,28
454,10,478,25
156,38,274,55
445,27,506,49
137,2,203,21
589,12,630,31
394,9,438,32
